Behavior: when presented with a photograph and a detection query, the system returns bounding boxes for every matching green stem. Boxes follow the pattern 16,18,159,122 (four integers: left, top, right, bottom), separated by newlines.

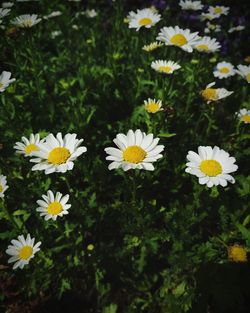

0,199,20,231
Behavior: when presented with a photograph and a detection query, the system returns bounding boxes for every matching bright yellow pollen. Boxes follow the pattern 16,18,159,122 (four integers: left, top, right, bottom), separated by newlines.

145,102,160,113
159,66,172,73
0,185,3,193
200,160,222,176
246,73,250,83
24,144,39,154
219,67,230,74
48,147,70,165
241,114,250,123
123,145,146,164
201,88,218,101
87,244,94,251
214,7,222,14
139,17,152,26
228,245,247,262
23,19,33,27
196,44,209,51
19,246,33,260
47,202,63,215
170,34,187,46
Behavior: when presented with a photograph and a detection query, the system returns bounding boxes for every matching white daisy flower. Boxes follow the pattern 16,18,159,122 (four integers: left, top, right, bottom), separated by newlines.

208,6,229,16
201,82,233,103
151,60,181,74
30,132,87,174
0,71,15,92
104,129,164,171
6,234,41,270
14,133,44,157
0,175,9,198
144,98,163,113
11,14,42,28
179,0,203,11
51,30,62,39
142,41,163,52
85,9,98,18
43,11,62,20
213,62,235,79
185,146,238,188
201,12,221,21
0,8,10,18
204,22,221,34
157,26,200,53
235,65,250,84
228,25,245,33
128,8,161,31
36,190,71,221
2,3,14,8
194,36,221,53
236,108,250,124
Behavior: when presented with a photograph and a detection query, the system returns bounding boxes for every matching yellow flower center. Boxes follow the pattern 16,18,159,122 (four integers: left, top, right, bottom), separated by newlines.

241,114,250,123
23,19,33,27
87,244,94,251
19,246,33,260
219,67,230,74
0,184,3,193
228,245,247,262
201,88,218,101
200,160,222,176
48,147,71,165
159,66,172,73
145,102,160,113
139,17,152,26
196,44,209,51
123,145,146,164
170,34,187,46
24,144,39,154
47,202,63,215
214,7,222,14
0,82,3,89
246,73,250,83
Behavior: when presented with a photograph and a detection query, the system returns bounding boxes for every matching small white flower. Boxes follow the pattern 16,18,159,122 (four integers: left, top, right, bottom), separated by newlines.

36,190,71,221
0,71,15,92
128,8,161,31
179,0,203,11
0,175,9,198
51,30,62,39
43,11,62,20
72,24,79,30
157,26,200,53
194,36,221,53
208,6,229,16
213,62,235,79
236,108,250,124
30,132,87,174
235,64,250,83
142,41,163,52
104,129,164,171
201,12,221,21
85,9,98,18
2,2,14,8
204,21,221,34
201,82,234,103
14,133,44,157
6,234,41,270
144,98,163,113
11,14,42,28
228,25,245,33
185,146,238,188
151,60,181,74
0,8,11,18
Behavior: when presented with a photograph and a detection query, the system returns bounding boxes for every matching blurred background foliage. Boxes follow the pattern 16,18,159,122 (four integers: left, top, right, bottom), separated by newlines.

0,0,250,312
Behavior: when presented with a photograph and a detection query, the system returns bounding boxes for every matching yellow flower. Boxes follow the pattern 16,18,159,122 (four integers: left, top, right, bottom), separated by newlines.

87,244,94,251
228,244,247,262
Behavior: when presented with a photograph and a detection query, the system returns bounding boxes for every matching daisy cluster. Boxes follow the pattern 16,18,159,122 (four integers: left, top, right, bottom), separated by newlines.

0,1,249,274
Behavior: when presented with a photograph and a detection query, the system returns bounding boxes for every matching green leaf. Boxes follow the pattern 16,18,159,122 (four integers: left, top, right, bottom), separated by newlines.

158,133,176,138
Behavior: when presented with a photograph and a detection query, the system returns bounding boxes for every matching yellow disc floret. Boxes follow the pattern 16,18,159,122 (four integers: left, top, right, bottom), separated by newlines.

123,146,146,163
200,160,222,176
19,246,33,260
139,18,152,26
159,66,172,73
241,114,250,123
170,34,187,46
228,245,247,262
25,144,39,154
47,202,63,215
196,44,209,51
219,67,230,74
48,147,71,165
0,185,3,193
145,102,160,113
246,73,250,83
201,88,218,101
